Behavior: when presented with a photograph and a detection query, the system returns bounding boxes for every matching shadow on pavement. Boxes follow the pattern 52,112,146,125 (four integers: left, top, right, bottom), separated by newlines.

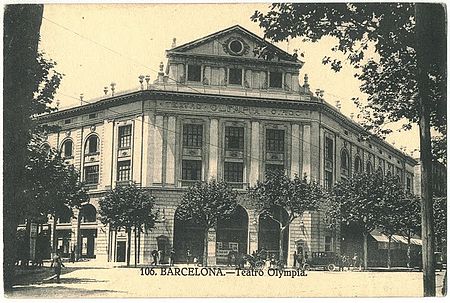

7,285,125,298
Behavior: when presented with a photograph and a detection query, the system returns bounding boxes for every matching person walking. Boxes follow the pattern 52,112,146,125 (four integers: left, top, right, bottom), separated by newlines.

293,251,297,268
186,249,192,265
151,249,158,266
45,251,65,283
169,248,175,266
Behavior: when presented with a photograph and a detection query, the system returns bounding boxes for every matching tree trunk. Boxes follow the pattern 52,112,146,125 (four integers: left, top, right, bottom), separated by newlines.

279,226,285,265
203,229,209,267
126,227,131,267
52,215,58,254
134,227,137,268
415,3,441,296
3,4,44,290
387,235,392,269
137,228,141,264
407,235,412,269
363,231,368,270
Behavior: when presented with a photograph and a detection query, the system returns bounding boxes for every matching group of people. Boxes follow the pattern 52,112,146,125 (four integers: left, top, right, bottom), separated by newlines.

336,253,362,271
293,251,308,276
151,248,176,266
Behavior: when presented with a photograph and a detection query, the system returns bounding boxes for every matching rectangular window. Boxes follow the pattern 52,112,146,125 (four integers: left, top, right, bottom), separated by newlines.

265,164,284,176
325,236,332,252
229,68,242,85
225,126,244,150
118,125,132,148
325,170,333,190
117,160,131,181
87,136,99,154
325,137,333,161
224,162,243,183
269,71,282,88
182,160,202,181
89,113,97,119
63,141,73,158
84,165,99,184
266,129,285,152
183,124,203,148
64,119,71,124
406,177,412,192
187,64,201,82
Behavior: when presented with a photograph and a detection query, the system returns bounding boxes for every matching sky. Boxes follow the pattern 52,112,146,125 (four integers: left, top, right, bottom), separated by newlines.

39,3,420,156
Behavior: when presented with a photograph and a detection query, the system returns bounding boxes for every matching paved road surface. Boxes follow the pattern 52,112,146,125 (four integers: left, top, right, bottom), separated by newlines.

7,261,446,298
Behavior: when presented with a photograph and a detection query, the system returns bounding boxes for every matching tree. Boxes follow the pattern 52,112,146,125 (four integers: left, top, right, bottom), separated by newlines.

248,171,323,265
376,175,408,269
176,180,238,266
99,183,157,267
4,4,63,289
20,138,88,253
252,3,445,295
397,196,421,268
4,4,44,289
433,197,447,254
333,173,384,269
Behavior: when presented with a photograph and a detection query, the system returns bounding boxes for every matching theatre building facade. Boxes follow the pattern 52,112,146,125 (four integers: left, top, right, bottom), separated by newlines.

35,25,416,266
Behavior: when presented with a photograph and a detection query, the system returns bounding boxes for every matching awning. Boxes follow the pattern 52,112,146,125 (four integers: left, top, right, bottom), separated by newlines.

371,232,422,246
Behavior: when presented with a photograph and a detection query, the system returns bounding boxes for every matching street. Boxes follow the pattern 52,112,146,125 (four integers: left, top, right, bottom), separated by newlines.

7,261,446,298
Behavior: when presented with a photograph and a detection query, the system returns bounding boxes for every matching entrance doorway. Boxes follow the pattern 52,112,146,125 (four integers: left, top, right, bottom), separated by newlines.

258,206,289,261
116,241,126,262
173,208,205,263
216,205,248,264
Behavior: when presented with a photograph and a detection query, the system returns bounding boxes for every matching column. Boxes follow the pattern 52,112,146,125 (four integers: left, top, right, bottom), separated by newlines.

207,228,217,266
141,113,151,187
249,121,260,186
96,223,108,263
290,124,300,178
132,115,143,184
309,121,320,182
101,119,114,188
165,116,177,185
302,124,311,180
248,212,259,254
153,115,164,184
71,209,81,260
208,119,219,180
335,135,342,181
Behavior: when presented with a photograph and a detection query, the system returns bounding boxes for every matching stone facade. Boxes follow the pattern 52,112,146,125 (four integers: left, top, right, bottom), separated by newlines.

34,25,416,266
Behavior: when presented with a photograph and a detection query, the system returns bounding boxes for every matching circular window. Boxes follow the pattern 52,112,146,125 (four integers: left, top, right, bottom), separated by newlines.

229,40,244,55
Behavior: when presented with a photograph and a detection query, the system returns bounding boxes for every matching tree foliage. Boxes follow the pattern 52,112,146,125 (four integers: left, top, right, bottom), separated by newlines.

99,183,158,266
177,180,238,266
248,171,324,263
99,183,158,232
252,3,446,162
19,139,88,222
433,197,447,251
177,180,238,229
249,171,323,225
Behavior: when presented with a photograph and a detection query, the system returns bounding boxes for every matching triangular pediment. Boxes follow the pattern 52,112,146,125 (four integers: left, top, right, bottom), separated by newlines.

168,25,301,64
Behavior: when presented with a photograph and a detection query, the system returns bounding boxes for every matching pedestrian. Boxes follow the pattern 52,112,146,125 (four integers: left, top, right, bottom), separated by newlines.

169,248,175,266
70,249,75,263
293,251,297,268
300,251,307,276
186,249,191,265
158,249,164,265
45,251,65,283
151,249,158,266
352,253,358,270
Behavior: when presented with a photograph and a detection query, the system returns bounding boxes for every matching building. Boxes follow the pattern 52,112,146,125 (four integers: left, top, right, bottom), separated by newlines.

29,25,417,266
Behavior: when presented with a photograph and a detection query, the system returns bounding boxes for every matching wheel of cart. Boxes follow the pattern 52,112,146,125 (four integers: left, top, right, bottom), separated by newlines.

327,263,336,271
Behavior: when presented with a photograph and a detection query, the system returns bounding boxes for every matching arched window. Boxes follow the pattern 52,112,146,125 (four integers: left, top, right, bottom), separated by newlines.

366,161,373,174
61,139,73,158
85,135,99,155
57,205,72,224
80,204,97,223
340,149,350,176
354,156,363,174
377,166,383,176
